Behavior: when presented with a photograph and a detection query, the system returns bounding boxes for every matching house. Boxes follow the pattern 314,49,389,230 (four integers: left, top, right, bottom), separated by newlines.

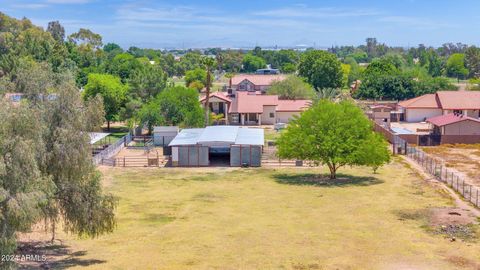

168,126,264,167
398,91,480,122
200,91,310,126
427,113,480,136
229,74,286,94
199,92,232,124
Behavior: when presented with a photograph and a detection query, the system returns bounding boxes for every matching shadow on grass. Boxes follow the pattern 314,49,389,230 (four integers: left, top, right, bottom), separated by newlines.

273,173,383,188
17,241,106,270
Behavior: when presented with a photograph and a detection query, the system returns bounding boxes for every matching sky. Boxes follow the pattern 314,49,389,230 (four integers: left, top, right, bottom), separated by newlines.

2,0,480,49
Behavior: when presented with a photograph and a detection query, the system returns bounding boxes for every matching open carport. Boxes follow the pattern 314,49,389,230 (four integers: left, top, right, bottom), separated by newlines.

168,126,264,167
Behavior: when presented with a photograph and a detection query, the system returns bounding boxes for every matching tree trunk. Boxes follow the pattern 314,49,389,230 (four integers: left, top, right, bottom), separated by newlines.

51,221,56,243
327,163,337,179
204,69,211,127
107,120,110,131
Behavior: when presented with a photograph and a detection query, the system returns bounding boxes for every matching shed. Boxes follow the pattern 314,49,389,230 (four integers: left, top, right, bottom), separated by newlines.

427,114,480,135
153,126,179,146
168,126,264,167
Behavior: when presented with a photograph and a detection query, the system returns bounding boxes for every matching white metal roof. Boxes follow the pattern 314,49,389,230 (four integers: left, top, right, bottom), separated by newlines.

89,132,110,144
168,126,264,147
153,126,179,133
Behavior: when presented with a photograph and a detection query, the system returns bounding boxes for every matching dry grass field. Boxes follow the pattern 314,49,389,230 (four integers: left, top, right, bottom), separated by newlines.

21,159,480,269
422,144,480,186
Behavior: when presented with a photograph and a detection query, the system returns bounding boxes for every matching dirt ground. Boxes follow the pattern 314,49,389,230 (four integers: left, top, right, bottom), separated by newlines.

113,147,164,158
422,144,480,187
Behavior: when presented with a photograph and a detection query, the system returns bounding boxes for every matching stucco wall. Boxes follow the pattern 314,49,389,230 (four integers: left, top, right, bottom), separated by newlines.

444,121,480,135
261,105,276,125
405,108,442,122
276,111,301,123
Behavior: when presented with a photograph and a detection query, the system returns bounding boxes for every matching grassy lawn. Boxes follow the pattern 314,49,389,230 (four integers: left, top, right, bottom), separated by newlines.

58,160,480,269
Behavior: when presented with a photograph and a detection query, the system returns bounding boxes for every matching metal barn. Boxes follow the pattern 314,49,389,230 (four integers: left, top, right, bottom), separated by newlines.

168,126,264,167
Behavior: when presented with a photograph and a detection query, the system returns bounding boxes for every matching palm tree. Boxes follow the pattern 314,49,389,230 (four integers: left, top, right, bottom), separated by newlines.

316,87,340,101
201,56,216,126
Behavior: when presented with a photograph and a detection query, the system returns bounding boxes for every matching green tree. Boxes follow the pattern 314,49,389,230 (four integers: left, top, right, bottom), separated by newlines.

42,84,116,241
465,46,480,78
138,86,205,130
128,64,167,102
356,133,391,173
184,67,207,89
267,75,315,100
446,53,468,80
47,21,65,42
276,100,389,179
0,101,52,267
83,73,128,130
242,54,266,72
298,50,343,90
68,28,103,49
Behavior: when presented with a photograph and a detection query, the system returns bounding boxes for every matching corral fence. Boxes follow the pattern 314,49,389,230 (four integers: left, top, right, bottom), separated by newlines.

373,121,480,208
92,133,132,165
261,159,317,167
128,135,154,150
100,156,169,167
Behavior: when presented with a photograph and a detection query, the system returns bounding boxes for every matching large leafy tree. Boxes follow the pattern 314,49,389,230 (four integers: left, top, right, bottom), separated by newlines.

83,73,128,130
267,75,315,100
0,101,52,267
242,54,266,72
42,83,115,240
184,67,207,90
446,53,468,80
297,50,343,90
276,100,390,179
1,78,116,268
128,63,167,102
137,86,205,133
465,46,480,78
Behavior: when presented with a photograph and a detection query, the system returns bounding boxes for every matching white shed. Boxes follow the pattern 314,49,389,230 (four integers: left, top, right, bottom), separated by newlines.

153,126,179,146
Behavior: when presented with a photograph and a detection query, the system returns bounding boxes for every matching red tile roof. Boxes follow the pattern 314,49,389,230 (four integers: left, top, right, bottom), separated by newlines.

398,94,439,108
426,113,480,127
231,92,278,113
277,99,311,112
436,91,480,110
231,74,286,86
199,92,232,103
398,91,480,110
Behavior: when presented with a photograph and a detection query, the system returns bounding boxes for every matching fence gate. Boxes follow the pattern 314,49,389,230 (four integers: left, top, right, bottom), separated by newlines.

418,135,441,146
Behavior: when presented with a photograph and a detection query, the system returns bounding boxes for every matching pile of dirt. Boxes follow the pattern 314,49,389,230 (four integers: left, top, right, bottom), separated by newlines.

429,207,479,241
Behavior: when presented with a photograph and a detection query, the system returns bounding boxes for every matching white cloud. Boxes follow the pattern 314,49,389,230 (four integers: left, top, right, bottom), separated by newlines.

11,3,48,9
252,6,380,18
378,16,456,29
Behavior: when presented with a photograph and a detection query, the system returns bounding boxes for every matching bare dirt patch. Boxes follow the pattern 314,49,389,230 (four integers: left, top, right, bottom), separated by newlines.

422,144,480,187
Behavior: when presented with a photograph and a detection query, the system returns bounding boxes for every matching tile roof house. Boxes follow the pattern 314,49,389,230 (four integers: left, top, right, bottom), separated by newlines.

229,74,287,94
200,91,311,125
398,91,480,122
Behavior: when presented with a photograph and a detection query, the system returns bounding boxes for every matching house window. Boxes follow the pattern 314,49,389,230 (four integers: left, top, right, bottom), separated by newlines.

269,112,274,118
